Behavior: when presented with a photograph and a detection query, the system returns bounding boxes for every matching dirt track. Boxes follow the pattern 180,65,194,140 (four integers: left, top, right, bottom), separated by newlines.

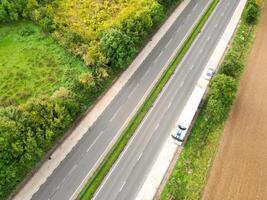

202,4,267,200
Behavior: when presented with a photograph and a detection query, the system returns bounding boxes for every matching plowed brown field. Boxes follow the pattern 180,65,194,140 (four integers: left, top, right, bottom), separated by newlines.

202,4,267,200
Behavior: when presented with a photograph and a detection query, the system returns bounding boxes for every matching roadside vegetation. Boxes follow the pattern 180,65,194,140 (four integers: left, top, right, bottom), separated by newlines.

78,0,220,199
160,0,264,199
0,0,183,199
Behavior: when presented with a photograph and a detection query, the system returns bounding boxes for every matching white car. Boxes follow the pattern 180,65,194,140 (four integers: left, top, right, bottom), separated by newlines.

172,125,187,143
205,68,214,80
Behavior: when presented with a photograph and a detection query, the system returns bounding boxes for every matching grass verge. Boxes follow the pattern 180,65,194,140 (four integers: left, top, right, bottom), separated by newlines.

78,0,220,199
160,1,264,199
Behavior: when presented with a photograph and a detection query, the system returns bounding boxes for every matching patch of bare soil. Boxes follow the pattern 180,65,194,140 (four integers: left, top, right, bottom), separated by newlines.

202,4,267,200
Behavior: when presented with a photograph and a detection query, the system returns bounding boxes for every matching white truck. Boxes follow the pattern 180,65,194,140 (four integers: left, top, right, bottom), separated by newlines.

172,86,205,145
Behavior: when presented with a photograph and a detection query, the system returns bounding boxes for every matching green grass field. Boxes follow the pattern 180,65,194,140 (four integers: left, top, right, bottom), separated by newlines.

0,21,88,106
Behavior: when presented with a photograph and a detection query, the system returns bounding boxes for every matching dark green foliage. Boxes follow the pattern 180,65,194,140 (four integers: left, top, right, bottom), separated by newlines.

0,94,79,199
219,59,243,78
0,0,55,23
99,2,164,69
0,0,27,22
205,74,237,125
158,0,182,9
245,2,260,24
100,28,137,69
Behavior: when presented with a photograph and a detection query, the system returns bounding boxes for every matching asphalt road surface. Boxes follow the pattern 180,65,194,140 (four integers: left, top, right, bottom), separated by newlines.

31,0,210,199
92,0,241,200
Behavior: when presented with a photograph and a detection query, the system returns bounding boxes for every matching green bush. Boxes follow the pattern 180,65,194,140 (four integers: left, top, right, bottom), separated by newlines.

100,28,137,69
0,94,79,199
219,59,243,79
205,74,237,125
158,0,182,9
245,2,260,24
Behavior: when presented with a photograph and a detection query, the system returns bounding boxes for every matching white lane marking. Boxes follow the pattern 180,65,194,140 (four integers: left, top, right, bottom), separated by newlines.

56,185,60,190
199,49,203,55
145,68,151,76
221,12,225,17
93,108,143,199
119,181,126,192
154,123,159,132
158,50,163,58
110,107,121,122
176,27,180,33
128,83,139,98
179,80,185,87
187,13,191,19
154,55,160,63
137,152,143,161
86,131,104,152
215,23,218,28
167,102,172,109
207,36,210,41
193,3,198,11
68,165,77,176
189,64,194,71
165,38,173,49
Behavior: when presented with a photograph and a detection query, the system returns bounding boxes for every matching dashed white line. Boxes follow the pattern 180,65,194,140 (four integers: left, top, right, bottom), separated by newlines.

179,80,185,87
207,36,210,41
56,185,60,190
187,13,191,18
154,123,159,132
137,152,143,161
144,68,151,78
68,165,77,176
189,64,194,71
128,84,139,98
154,50,166,64
158,51,163,58
86,131,103,152
119,181,126,192
193,3,198,11
154,55,160,63
215,23,218,28
221,12,225,17
167,102,172,109
110,108,121,122
165,38,173,49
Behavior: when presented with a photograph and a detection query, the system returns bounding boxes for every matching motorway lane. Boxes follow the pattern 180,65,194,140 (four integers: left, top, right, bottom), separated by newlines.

31,1,210,200
92,0,241,200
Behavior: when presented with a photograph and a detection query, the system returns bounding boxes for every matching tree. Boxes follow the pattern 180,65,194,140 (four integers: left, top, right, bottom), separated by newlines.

205,74,237,125
219,59,243,78
246,2,260,24
100,28,137,69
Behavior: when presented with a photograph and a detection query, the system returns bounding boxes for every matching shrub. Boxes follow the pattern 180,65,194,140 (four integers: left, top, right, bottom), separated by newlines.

100,28,137,69
205,74,237,125
0,93,80,199
219,59,243,78
245,2,260,24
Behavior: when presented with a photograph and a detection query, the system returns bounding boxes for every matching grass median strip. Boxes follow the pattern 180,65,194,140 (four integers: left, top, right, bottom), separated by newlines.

78,0,219,199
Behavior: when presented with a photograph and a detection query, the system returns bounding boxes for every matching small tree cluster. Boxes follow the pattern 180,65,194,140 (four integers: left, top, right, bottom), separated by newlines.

205,74,237,126
245,1,260,24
